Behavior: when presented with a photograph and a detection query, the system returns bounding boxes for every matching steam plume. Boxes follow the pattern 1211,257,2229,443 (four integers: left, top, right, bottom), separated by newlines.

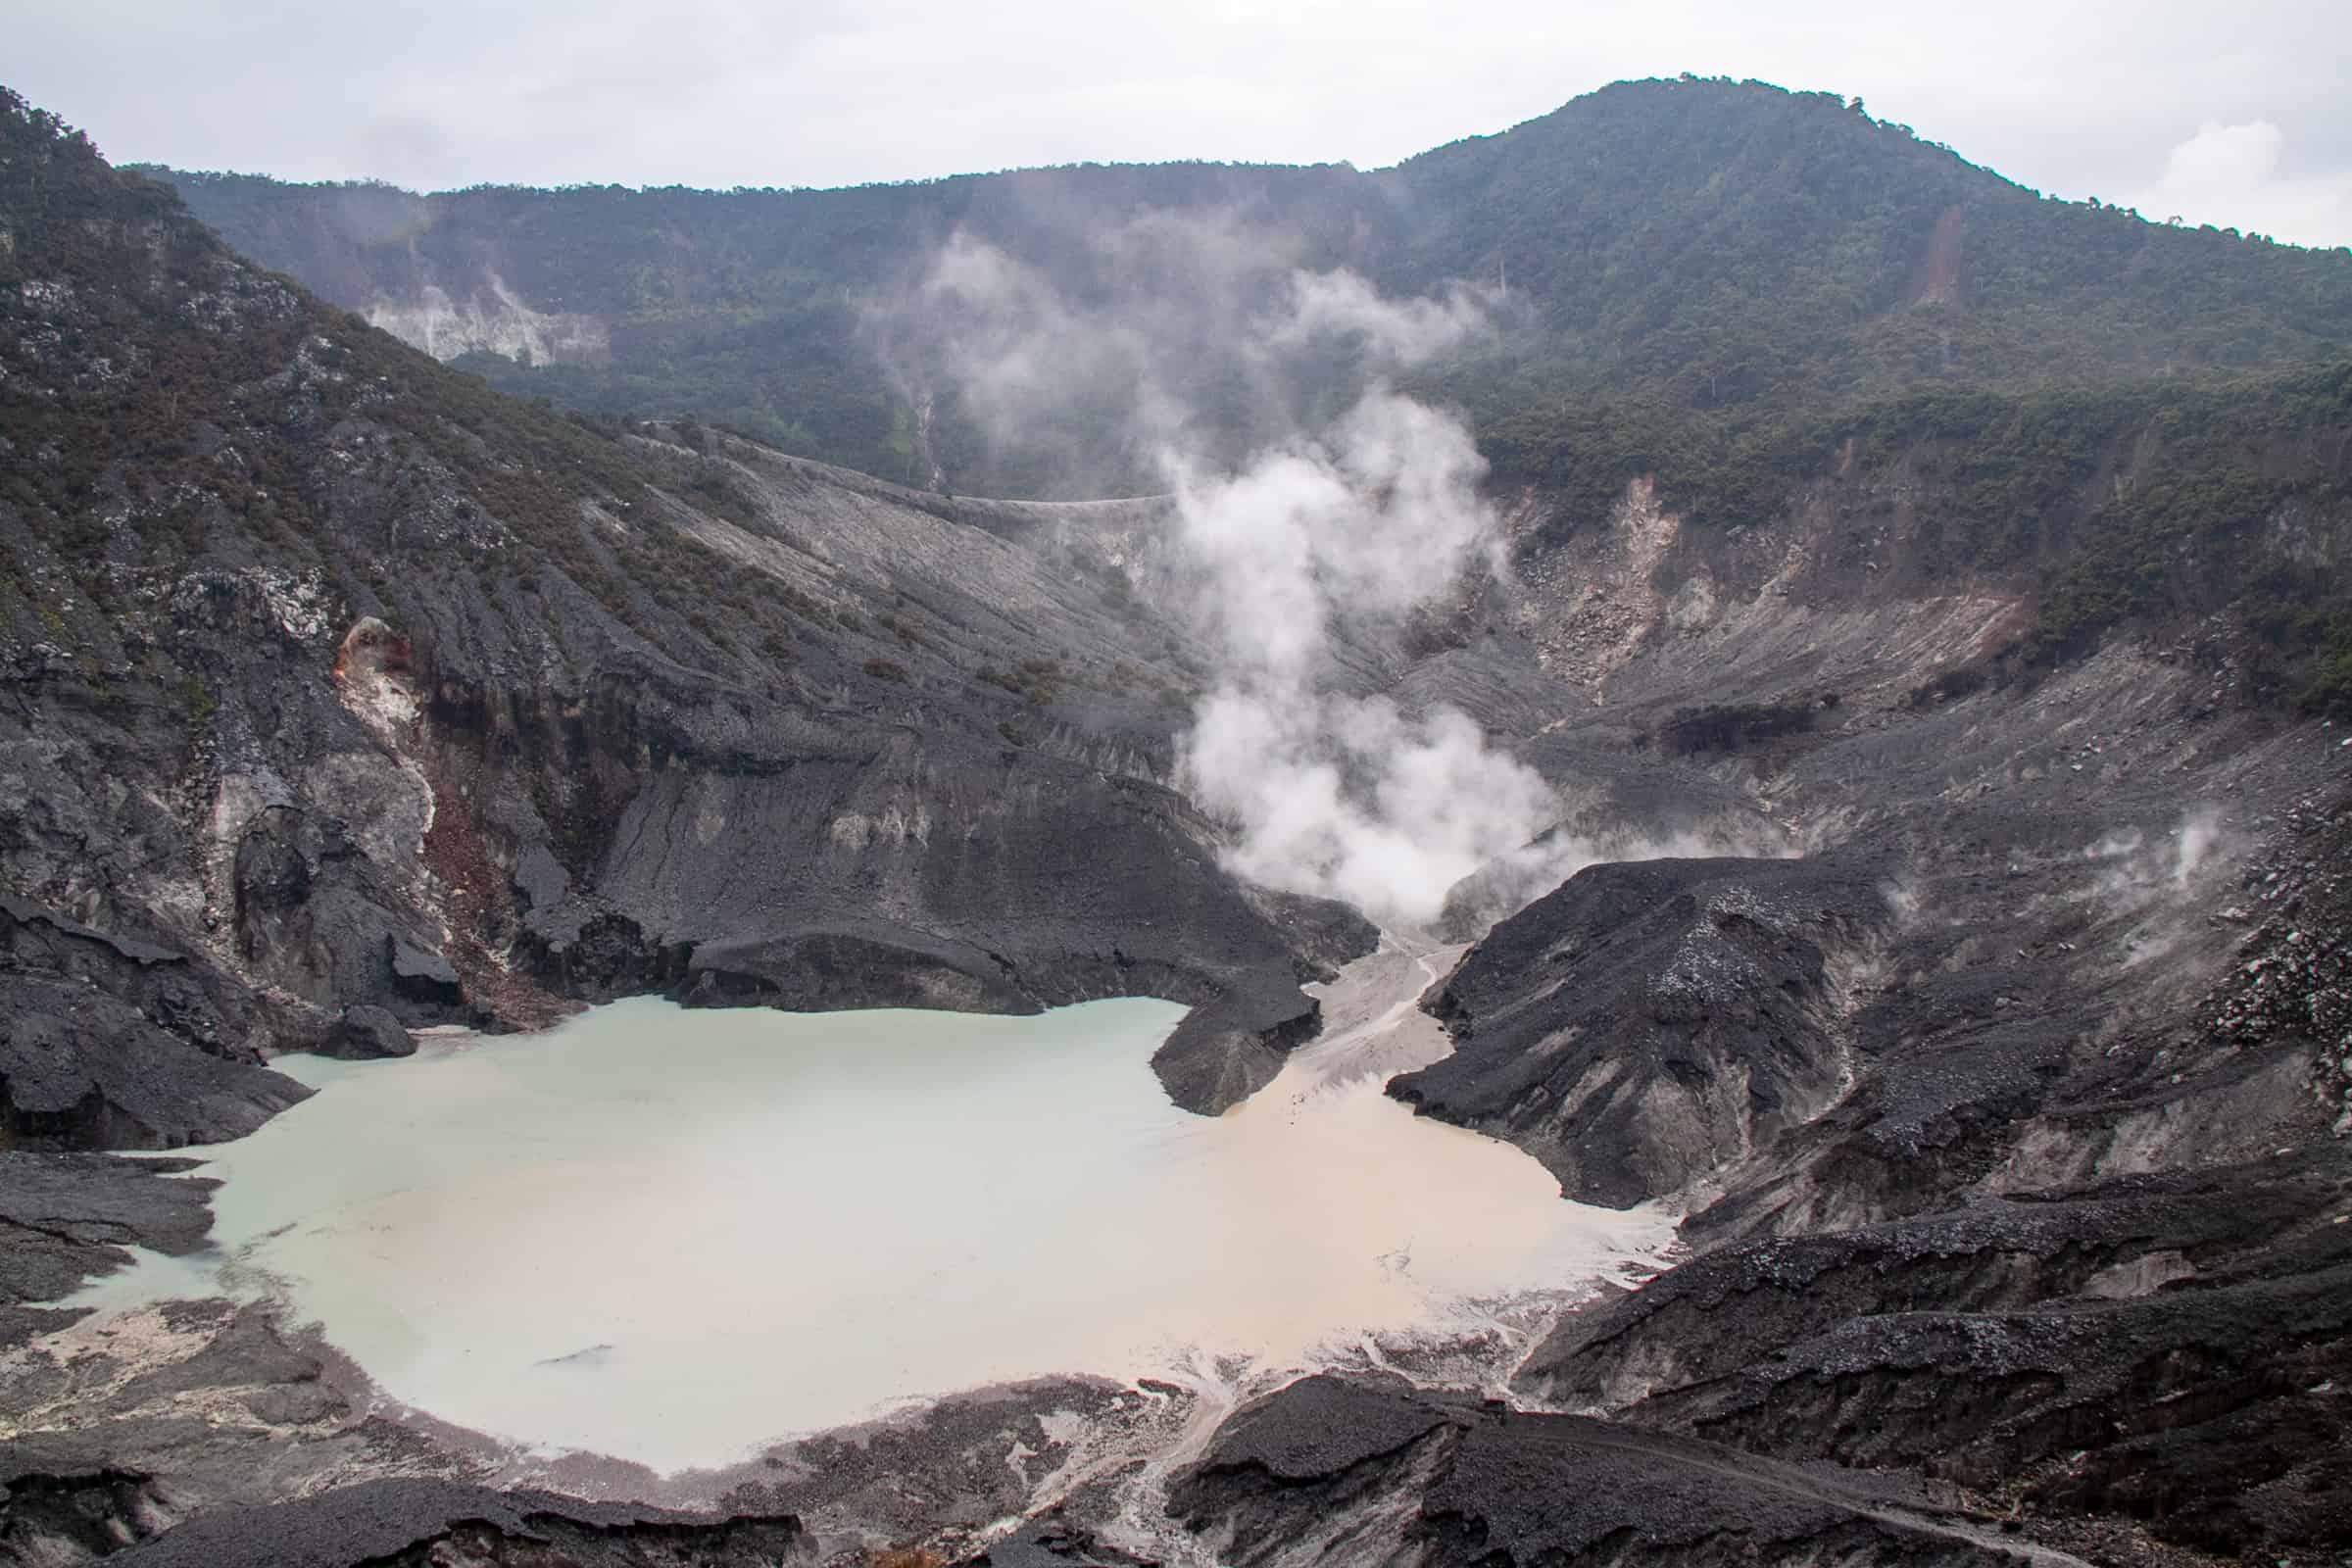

1165,389,1555,927
883,220,1547,928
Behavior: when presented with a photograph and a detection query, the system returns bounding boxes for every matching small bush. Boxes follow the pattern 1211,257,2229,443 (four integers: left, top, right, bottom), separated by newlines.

1905,665,1989,708
1660,700,1820,754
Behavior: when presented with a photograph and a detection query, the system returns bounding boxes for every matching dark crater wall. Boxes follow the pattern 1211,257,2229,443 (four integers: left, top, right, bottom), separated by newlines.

1396,856,1893,1206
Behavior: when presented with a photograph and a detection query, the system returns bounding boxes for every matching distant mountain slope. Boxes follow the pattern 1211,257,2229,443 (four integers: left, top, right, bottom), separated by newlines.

137,77,2352,714
1391,77,2352,399
145,159,1393,491
142,78,2352,494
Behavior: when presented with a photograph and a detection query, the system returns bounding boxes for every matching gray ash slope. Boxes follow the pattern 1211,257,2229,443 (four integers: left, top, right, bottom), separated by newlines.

1137,611,2352,1566
6,82,2352,1568
1378,567,2352,1561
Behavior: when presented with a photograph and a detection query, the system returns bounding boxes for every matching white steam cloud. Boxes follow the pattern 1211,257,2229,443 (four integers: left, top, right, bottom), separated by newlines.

916,229,1160,438
1163,383,1553,930
887,220,1557,929
1269,270,1495,368
2084,807,2232,904
876,216,1515,497
1161,391,1498,679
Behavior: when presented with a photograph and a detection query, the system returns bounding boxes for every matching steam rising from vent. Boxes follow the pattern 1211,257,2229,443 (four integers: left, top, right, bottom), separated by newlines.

1271,270,1495,367
2086,807,2235,913
2173,807,2224,886
1163,393,1497,680
1165,391,1555,927
879,220,1544,928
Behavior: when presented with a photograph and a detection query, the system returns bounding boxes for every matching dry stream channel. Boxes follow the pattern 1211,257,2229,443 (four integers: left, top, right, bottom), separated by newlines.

68,937,1677,1552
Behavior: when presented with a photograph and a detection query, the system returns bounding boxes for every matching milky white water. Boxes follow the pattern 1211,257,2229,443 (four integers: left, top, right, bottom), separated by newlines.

74,942,1671,1474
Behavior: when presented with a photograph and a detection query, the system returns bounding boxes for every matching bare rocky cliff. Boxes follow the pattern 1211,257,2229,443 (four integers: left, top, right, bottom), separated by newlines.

1348,473,2352,1564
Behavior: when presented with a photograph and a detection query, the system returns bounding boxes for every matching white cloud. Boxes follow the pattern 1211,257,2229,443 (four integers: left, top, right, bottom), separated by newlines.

1271,270,1496,367
1168,387,1556,928
2128,121,2352,249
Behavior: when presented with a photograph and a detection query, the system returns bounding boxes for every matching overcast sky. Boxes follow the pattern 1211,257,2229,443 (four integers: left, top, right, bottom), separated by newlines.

14,0,2352,248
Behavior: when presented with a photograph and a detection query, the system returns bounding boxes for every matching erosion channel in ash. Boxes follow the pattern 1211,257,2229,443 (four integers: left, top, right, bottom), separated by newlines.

73,938,1673,1476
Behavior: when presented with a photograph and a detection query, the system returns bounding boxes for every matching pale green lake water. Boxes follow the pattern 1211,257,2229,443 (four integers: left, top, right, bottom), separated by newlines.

75,993,1668,1473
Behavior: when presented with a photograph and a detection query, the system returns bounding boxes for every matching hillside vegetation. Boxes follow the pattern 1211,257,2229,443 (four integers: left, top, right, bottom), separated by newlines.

143,78,2352,713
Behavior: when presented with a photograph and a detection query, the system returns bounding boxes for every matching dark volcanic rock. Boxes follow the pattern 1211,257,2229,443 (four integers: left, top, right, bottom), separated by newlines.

1152,965,1330,1113
89,1479,809,1568
539,724,1372,1111
518,903,692,1000
0,1464,188,1563
1141,885,1378,1106
385,936,463,1004
1169,1374,2016,1565
318,1004,415,1059
0,977,309,1151
2,897,183,971
0,1296,470,1556
1513,1152,2352,1557
1394,856,1891,1206
709,1377,1152,1557
1232,885,1382,981
1598,1156,2352,1558
231,808,465,1026
678,923,1031,1013
958,1521,1149,1566
0,1151,217,1344
0,893,311,1156
1516,1157,2346,1412
509,841,571,912
0,895,267,1067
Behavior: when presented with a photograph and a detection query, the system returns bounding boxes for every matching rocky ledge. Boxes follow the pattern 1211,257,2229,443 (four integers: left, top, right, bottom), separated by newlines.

1166,1374,2039,1566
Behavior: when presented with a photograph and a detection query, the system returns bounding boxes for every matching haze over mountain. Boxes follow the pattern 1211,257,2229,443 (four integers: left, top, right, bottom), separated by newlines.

3,72,2350,1568
148,79,2352,710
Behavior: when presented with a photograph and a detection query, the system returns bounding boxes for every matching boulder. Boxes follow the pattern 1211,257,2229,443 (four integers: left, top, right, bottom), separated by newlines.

319,1004,416,1060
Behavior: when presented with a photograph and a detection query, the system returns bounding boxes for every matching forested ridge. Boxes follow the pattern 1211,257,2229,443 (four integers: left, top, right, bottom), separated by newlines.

145,78,2352,469
91,77,2352,710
